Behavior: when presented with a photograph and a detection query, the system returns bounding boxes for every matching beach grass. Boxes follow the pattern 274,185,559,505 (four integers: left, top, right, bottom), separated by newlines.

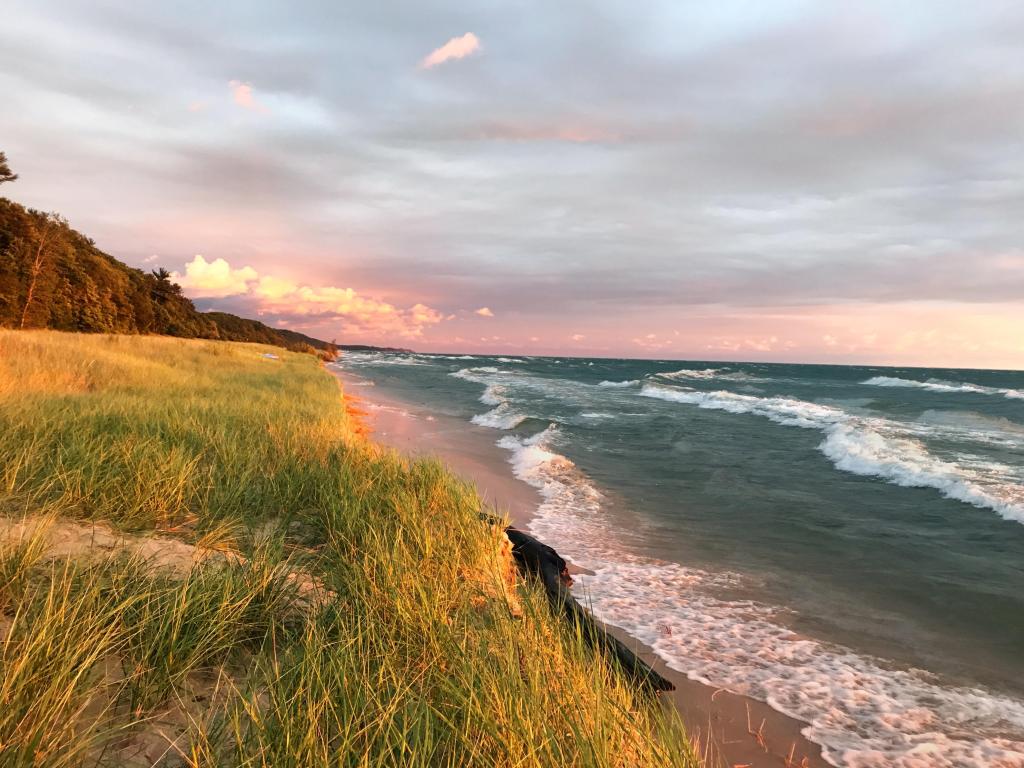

0,330,700,767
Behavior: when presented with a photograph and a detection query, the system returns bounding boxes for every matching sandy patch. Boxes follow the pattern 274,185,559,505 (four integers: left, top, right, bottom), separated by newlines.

0,515,329,608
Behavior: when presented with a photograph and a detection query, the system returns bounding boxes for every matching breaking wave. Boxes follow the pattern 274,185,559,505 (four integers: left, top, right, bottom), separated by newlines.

340,353,431,367
471,406,527,429
451,366,502,380
657,367,767,383
863,376,1024,401
639,385,1024,524
449,367,556,431
658,367,721,379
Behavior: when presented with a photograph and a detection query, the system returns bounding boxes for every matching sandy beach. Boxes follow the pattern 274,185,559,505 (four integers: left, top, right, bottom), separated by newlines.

335,371,827,768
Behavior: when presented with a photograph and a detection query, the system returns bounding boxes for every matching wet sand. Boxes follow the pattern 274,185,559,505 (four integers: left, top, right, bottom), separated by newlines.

336,372,828,768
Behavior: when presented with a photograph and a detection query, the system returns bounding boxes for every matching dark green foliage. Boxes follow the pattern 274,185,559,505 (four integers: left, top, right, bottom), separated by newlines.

0,196,335,356
276,327,339,355
0,152,16,185
204,312,337,357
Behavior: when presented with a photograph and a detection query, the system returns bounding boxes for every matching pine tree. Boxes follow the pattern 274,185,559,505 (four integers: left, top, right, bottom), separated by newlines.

0,152,17,185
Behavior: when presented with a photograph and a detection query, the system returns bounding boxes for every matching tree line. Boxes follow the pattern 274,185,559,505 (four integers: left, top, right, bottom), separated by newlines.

0,151,336,359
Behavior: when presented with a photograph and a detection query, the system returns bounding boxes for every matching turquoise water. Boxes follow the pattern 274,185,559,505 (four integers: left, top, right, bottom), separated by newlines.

335,353,1024,767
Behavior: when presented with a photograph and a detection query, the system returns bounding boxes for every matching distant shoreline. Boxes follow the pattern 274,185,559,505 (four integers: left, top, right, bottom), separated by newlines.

331,367,827,768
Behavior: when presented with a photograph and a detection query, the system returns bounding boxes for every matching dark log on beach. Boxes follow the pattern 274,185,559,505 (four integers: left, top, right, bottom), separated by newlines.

483,514,675,693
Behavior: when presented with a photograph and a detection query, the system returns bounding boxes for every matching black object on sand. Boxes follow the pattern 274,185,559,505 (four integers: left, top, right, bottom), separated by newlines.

484,514,675,693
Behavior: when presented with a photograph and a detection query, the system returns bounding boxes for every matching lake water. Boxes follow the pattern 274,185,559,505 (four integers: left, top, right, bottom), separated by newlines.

334,352,1024,767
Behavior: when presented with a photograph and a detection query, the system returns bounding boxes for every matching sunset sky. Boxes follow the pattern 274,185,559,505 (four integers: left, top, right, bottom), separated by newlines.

2,1,1022,367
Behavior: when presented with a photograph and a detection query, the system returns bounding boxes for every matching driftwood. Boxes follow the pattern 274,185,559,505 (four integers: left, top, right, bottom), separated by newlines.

485,514,675,693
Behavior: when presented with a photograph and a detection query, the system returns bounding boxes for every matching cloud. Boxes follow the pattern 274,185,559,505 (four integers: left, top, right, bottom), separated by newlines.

571,333,585,342
744,336,779,352
175,255,258,298
5,2,1023,366
474,306,494,317
253,275,298,300
471,122,621,144
420,33,480,69
633,334,673,351
408,303,445,327
228,80,266,112
176,256,442,338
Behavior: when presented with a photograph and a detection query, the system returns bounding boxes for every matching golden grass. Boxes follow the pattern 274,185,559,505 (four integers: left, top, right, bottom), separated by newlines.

0,330,700,767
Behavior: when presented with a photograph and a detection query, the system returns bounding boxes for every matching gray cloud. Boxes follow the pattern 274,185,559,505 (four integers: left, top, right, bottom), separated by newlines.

2,0,1022,344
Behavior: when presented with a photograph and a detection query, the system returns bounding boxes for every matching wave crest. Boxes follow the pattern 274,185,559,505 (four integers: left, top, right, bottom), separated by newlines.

640,384,1024,524
863,376,1024,401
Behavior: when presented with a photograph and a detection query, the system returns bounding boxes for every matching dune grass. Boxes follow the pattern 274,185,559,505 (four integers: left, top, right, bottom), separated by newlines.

0,330,700,767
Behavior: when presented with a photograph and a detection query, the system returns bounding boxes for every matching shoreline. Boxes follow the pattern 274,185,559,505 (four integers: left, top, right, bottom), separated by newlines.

334,370,827,768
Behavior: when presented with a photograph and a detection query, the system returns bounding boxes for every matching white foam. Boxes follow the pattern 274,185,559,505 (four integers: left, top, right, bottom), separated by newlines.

365,402,416,418
496,426,610,552
581,558,1024,768
452,374,530,430
658,367,722,380
497,426,1024,768
913,411,1024,448
598,379,640,388
341,353,428,367
479,383,504,406
639,385,1024,524
657,367,768,383
451,366,501,380
451,366,601,427
472,406,527,429
863,376,1024,401
640,385,845,428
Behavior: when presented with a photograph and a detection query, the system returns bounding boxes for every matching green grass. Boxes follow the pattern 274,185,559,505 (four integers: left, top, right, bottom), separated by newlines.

0,330,701,767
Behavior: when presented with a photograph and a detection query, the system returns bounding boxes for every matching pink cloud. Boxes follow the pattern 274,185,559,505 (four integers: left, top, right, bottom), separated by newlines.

475,306,494,317
420,33,481,69
633,334,673,351
175,255,442,338
744,336,778,352
228,80,267,112
474,122,621,144
175,255,258,298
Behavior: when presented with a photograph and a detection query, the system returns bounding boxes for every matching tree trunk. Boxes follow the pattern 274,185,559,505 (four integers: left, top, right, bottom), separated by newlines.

484,514,676,693
19,222,53,330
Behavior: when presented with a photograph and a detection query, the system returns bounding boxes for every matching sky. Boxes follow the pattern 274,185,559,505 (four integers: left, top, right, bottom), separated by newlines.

1,1,1022,368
